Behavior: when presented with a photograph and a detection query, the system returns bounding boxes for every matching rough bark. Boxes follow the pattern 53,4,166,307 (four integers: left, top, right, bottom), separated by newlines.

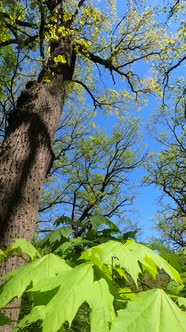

0,36,75,330
0,81,65,247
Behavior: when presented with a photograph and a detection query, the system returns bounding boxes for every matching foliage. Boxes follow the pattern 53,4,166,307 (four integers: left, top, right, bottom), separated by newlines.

144,85,186,248
38,111,143,234
38,214,137,259
110,288,186,332
0,223,186,331
0,0,185,138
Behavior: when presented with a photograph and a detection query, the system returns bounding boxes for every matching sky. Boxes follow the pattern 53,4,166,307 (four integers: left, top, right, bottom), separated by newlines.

83,0,186,241
91,104,162,241
34,0,185,241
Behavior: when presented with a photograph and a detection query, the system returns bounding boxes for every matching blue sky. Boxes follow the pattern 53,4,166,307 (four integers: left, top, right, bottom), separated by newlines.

82,0,186,241
39,0,185,242
91,105,161,240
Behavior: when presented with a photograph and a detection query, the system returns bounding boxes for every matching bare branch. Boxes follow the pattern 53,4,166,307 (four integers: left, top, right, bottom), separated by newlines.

168,0,180,19
72,80,100,107
163,56,186,104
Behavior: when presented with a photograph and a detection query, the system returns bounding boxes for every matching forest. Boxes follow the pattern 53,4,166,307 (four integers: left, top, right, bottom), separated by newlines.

0,0,185,331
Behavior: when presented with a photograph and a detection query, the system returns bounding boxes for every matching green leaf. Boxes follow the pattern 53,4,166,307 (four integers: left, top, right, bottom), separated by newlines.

54,216,72,227
122,229,140,240
148,242,182,272
12,306,45,332
87,215,120,232
111,289,186,332
0,254,71,308
40,227,72,248
172,295,186,309
15,264,117,332
0,312,14,326
87,278,115,332
41,263,93,332
5,238,40,261
81,240,182,285
166,280,184,295
54,241,72,256
53,237,95,259
101,229,119,236
16,263,94,332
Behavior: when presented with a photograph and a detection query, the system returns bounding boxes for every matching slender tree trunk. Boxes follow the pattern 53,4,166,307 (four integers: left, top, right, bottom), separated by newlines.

0,36,75,331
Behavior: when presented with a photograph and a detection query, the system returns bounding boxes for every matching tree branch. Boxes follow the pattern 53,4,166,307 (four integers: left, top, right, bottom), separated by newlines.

0,12,38,29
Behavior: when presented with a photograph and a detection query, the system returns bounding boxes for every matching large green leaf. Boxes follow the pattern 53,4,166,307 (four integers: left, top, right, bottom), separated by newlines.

87,278,115,332
41,263,93,332
0,254,71,307
110,289,186,332
81,240,182,284
15,263,94,332
4,238,40,261
14,264,116,332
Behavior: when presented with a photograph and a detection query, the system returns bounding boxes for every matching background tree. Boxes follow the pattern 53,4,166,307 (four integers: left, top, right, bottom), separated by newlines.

38,105,143,237
144,82,186,249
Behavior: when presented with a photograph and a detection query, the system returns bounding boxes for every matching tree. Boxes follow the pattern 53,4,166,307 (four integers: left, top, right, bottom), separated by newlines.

144,82,186,249
0,0,185,327
38,108,142,236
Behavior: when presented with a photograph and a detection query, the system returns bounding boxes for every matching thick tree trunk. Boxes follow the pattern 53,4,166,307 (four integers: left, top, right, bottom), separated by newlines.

0,82,65,251
0,36,75,330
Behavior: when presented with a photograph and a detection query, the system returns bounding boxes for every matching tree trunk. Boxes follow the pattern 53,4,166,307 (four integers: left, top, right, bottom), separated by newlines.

0,36,75,331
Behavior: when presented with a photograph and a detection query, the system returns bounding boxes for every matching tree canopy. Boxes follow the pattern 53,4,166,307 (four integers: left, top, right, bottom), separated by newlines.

144,83,186,248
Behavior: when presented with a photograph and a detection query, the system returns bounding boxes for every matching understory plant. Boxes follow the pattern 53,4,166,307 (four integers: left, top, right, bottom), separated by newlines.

0,215,186,331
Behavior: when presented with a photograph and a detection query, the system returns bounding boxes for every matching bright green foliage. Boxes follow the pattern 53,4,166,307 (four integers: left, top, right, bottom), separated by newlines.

81,240,182,285
5,262,114,332
40,227,73,252
166,280,185,296
86,215,120,232
148,242,182,273
110,289,186,332
4,238,40,261
174,296,186,309
39,215,137,260
26,263,94,332
87,279,115,332
0,254,71,307
0,238,186,331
